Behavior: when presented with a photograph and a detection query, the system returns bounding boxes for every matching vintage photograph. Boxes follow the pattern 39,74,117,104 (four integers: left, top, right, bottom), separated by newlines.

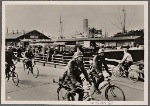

1,1,148,105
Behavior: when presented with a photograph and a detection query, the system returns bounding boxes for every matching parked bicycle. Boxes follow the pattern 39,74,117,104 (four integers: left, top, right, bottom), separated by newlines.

112,63,144,83
5,61,19,86
53,71,125,101
23,59,39,78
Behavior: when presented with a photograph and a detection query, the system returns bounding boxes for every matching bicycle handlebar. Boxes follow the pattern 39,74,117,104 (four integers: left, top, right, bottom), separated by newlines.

105,76,112,81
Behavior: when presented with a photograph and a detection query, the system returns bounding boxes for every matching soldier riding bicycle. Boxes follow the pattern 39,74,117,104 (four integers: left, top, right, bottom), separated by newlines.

59,51,92,101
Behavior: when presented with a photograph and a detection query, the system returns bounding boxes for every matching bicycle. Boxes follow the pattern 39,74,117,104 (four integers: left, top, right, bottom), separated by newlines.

5,62,19,86
53,78,92,101
54,72,125,101
23,59,39,78
128,64,144,83
112,63,144,83
84,71,125,101
112,63,128,78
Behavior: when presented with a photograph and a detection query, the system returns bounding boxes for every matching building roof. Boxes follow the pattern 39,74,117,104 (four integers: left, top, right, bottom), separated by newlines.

5,30,49,40
54,36,141,42
5,32,26,39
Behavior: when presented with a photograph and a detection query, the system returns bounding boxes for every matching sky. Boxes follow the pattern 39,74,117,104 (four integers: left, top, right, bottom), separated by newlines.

5,3,144,38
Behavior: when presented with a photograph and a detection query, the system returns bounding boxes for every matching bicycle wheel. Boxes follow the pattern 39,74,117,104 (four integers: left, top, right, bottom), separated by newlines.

112,66,122,77
128,70,139,83
57,87,69,101
105,85,125,101
32,65,39,78
6,72,11,82
23,62,29,75
12,72,19,86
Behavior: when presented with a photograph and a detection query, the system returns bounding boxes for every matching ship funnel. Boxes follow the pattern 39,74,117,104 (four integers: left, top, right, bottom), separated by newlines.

83,19,89,37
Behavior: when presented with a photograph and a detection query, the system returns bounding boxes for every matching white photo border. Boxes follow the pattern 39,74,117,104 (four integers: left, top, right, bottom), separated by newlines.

1,1,148,105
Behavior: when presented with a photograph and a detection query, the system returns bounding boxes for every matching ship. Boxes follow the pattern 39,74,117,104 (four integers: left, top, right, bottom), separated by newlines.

111,7,144,38
114,29,144,37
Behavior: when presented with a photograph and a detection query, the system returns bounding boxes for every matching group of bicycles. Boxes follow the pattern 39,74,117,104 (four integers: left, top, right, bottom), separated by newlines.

5,58,39,86
53,66,126,101
55,76,125,101
53,61,144,101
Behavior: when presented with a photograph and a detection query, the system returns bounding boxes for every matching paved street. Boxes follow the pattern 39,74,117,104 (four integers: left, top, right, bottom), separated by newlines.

5,62,144,101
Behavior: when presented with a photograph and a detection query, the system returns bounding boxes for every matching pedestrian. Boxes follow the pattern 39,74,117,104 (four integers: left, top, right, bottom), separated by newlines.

49,46,54,62
52,49,57,61
17,46,22,58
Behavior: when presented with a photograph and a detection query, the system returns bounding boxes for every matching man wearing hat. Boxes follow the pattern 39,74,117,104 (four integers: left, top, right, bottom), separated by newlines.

59,51,91,101
91,48,111,93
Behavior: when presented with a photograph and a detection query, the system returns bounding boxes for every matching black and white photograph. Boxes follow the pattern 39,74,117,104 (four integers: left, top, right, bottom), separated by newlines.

1,1,148,105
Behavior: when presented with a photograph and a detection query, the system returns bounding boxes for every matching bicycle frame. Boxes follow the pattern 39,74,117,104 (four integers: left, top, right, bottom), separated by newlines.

118,63,131,71
82,76,116,101
116,63,132,77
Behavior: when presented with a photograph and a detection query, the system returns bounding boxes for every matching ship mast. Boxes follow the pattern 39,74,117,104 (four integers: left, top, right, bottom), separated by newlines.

6,27,8,33
122,7,126,33
60,14,63,39
105,6,127,34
